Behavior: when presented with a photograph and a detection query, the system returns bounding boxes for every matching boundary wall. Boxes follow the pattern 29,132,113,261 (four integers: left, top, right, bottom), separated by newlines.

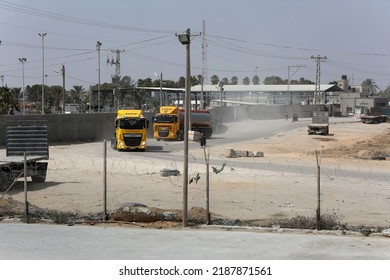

0,104,320,145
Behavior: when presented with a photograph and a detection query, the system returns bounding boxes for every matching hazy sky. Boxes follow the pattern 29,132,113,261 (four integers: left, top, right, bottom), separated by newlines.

1,0,390,90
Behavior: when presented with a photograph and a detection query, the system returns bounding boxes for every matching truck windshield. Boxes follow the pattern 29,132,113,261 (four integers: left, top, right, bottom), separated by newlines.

154,115,177,123
118,118,145,129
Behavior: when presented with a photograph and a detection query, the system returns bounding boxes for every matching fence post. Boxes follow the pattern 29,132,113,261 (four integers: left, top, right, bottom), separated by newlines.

315,150,321,230
203,146,211,225
24,152,28,222
103,139,107,221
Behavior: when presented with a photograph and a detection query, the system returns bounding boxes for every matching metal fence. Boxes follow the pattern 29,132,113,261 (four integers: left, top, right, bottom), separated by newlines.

1,141,390,230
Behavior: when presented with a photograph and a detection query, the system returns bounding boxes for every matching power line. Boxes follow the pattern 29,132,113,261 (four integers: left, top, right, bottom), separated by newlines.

0,0,178,34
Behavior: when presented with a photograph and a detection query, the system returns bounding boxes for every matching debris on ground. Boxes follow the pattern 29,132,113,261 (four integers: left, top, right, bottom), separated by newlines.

159,168,180,177
225,148,264,158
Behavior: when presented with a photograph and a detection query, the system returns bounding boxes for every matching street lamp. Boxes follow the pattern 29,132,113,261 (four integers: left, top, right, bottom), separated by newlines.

177,28,191,227
0,75,4,87
18,57,27,115
154,72,163,107
39,32,47,114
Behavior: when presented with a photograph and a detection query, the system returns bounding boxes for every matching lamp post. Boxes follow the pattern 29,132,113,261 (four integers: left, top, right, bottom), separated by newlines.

19,58,27,115
0,75,4,87
154,72,163,107
177,28,191,227
39,32,47,114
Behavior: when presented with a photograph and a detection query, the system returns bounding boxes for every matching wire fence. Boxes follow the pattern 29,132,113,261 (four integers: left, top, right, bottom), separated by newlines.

1,141,390,229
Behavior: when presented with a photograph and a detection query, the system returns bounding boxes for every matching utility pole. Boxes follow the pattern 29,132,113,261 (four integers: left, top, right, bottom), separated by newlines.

96,41,102,112
177,28,191,227
61,64,65,113
108,49,125,86
311,55,327,105
201,19,207,110
18,58,27,115
39,32,47,114
108,49,125,110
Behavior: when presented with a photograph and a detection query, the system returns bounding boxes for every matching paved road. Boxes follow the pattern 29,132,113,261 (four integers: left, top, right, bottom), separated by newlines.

1,223,389,260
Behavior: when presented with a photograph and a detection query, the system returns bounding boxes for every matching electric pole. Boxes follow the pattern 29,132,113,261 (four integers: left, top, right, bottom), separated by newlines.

311,55,327,105
201,19,207,109
108,49,125,110
96,41,102,112
39,32,47,114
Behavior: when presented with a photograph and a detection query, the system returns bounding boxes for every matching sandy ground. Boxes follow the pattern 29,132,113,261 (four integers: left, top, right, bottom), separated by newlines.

1,117,390,227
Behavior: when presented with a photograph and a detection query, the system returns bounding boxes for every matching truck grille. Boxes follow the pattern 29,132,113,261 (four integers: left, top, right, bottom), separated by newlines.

158,131,169,137
123,134,142,146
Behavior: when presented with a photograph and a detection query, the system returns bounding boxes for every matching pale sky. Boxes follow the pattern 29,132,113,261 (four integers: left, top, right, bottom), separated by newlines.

1,0,390,90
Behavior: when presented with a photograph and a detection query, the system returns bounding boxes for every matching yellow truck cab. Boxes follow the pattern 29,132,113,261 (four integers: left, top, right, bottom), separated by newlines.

111,109,149,151
153,106,213,141
153,106,182,140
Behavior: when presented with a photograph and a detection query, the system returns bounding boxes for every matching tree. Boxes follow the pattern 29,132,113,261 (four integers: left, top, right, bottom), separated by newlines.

252,75,260,85
210,74,219,85
69,85,86,104
137,78,153,87
381,85,390,98
291,77,314,85
220,77,229,86
177,76,186,88
120,76,135,88
263,76,286,85
49,85,63,112
230,76,239,85
361,79,379,96
0,87,20,114
242,77,250,85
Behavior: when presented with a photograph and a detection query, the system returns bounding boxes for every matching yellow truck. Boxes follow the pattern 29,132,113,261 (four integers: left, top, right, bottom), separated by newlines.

111,109,149,151
153,106,213,141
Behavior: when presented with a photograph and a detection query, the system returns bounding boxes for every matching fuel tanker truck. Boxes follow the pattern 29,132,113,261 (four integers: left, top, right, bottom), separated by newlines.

111,109,149,151
153,106,213,141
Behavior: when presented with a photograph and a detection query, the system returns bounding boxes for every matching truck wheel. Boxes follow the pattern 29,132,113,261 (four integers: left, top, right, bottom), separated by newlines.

0,171,10,191
31,162,48,183
111,138,117,150
177,132,184,141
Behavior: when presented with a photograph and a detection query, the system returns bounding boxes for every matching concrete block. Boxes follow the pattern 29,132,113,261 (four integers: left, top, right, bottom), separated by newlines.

235,150,254,157
225,148,236,158
188,130,202,141
225,148,264,158
254,151,264,157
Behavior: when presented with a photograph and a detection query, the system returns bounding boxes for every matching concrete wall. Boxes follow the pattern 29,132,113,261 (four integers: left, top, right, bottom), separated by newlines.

215,104,321,123
0,113,116,146
0,104,319,146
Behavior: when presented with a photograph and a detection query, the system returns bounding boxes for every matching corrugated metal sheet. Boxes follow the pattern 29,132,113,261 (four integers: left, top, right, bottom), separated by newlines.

191,84,344,92
6,122,49,158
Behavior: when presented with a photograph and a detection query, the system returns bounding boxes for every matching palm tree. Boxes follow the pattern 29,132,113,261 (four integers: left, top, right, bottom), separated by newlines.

361,79,379,97
0,87,20,114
